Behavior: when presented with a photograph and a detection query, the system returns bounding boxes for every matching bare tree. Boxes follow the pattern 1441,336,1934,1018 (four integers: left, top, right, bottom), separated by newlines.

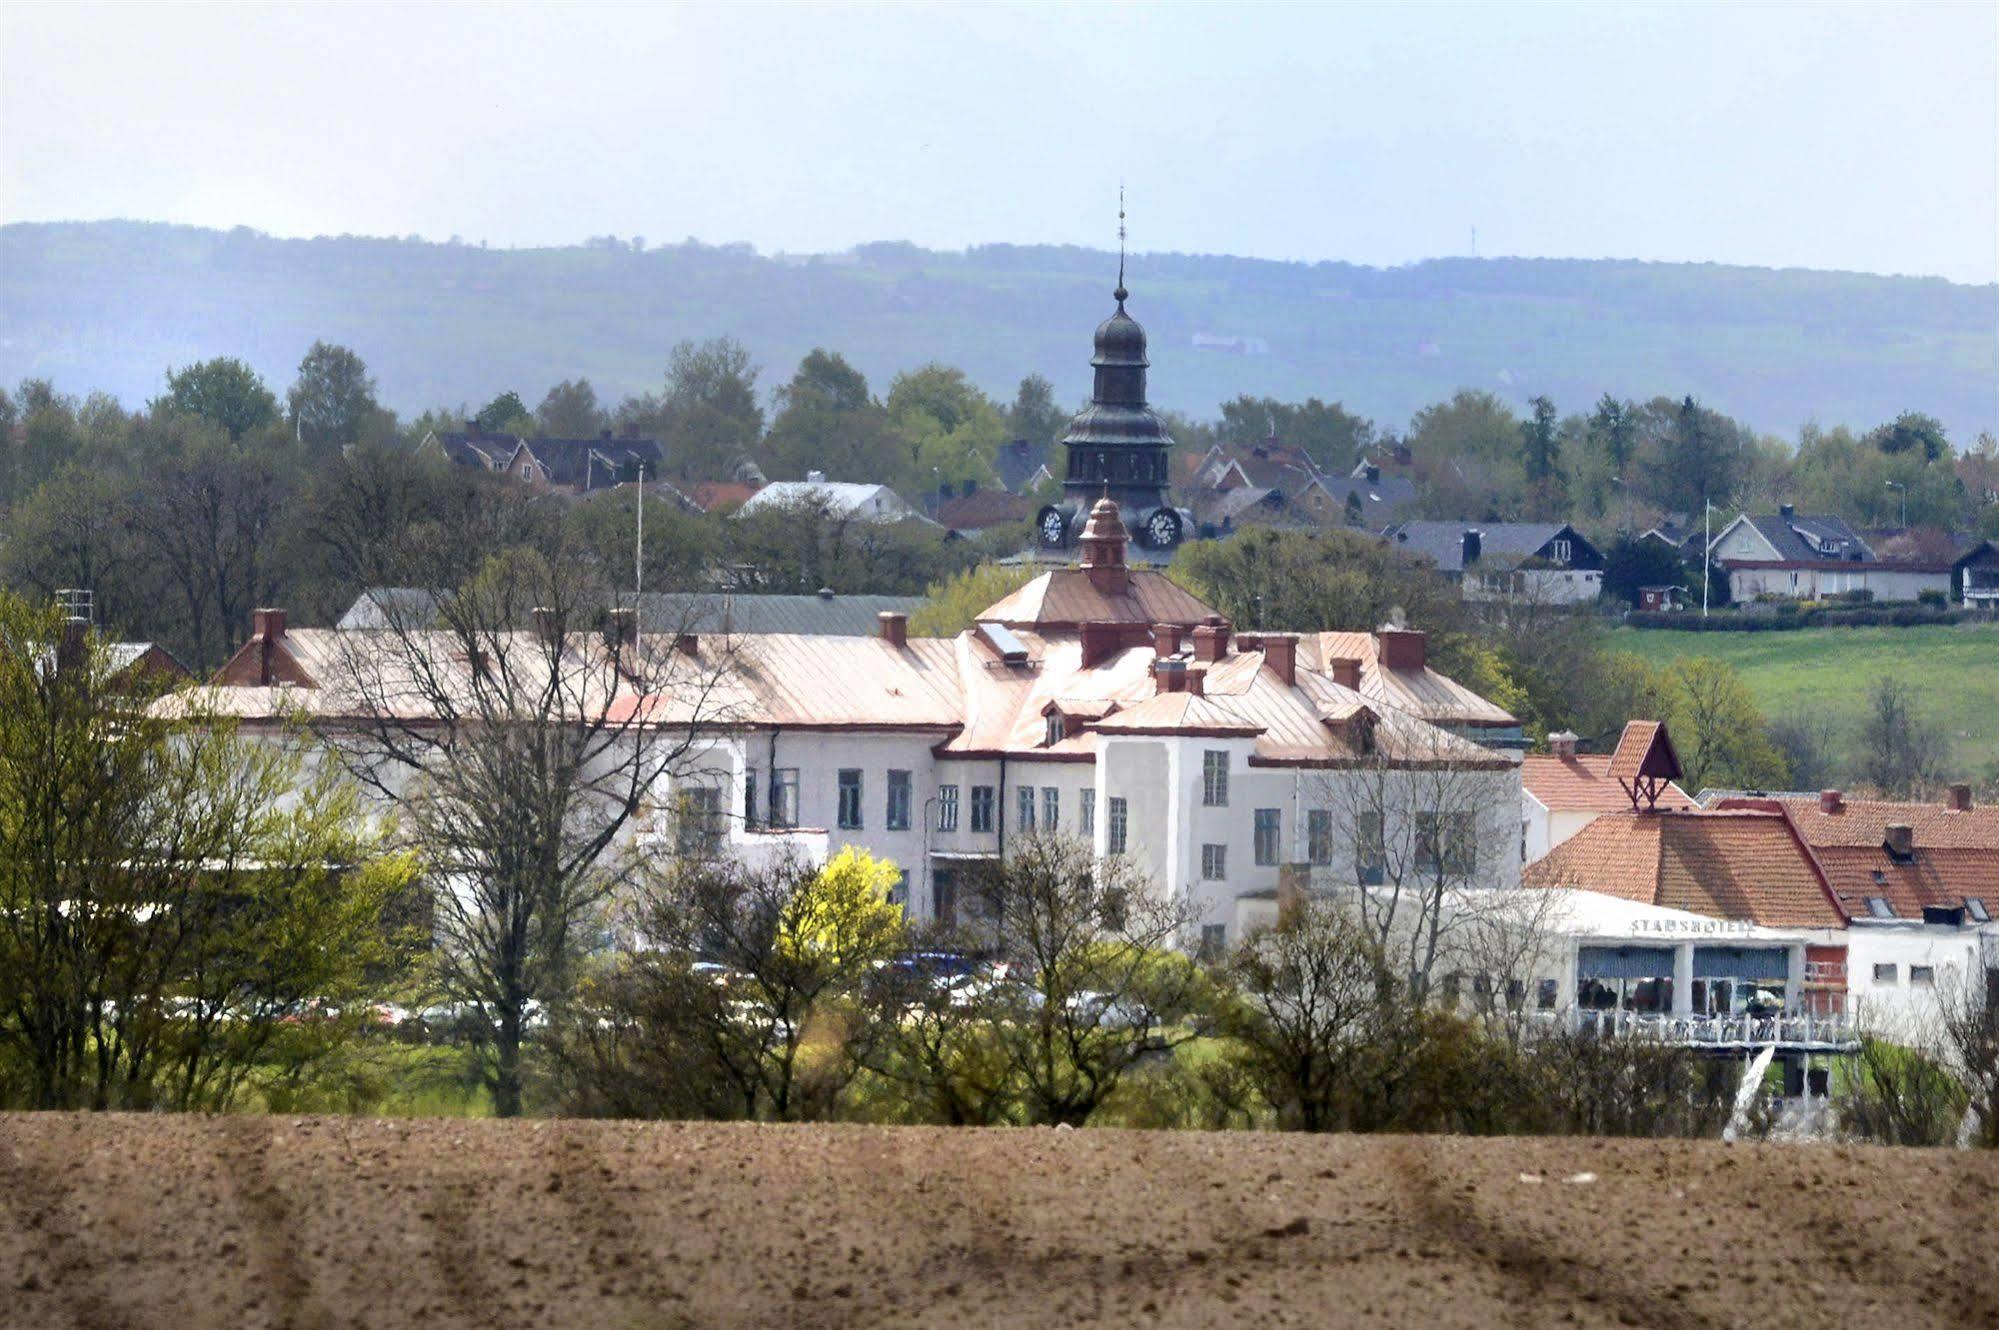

1309,717,1519,1001
961,835,1208,1126
319,547,739,1115
1859,675,1950,798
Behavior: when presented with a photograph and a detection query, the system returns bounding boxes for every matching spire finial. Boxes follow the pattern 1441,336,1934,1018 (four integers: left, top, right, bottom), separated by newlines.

1115,185,1128,305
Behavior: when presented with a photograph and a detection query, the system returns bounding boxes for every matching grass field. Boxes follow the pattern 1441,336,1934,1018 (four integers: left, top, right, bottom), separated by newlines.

1606,622,1999,783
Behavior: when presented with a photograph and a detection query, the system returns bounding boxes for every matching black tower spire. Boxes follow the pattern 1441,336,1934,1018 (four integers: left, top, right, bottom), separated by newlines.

1036,191,1182,551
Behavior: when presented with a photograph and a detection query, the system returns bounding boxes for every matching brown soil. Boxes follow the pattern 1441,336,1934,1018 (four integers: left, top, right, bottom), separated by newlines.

2,1114,1995,1330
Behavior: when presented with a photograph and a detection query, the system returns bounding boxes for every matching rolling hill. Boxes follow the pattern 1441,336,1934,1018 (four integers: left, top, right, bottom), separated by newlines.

3,220,1994,438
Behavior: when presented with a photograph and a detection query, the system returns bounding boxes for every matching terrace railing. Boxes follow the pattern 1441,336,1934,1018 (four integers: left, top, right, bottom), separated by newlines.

1549,1006,1860,1051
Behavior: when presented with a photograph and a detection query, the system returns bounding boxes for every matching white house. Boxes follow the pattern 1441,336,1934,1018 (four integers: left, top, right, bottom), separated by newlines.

1380,522,1605,605
735,472,919,523
1705,506,1952,602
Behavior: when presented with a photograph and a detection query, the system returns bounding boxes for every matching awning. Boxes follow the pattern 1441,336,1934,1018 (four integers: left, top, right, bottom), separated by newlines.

1692,947,1789,981
1578,945,1675,980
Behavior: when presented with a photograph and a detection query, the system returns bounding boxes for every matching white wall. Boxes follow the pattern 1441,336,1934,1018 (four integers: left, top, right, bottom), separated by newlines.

1844,923,1996,1042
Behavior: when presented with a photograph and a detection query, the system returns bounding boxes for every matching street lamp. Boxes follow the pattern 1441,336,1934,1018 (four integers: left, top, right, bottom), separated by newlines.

1884,480,1907,529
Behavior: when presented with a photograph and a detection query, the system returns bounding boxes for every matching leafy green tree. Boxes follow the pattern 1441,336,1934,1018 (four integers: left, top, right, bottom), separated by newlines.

908,561,1036,636
1588,394,1638,476
287,341,381,452
1663,656,1788,792
761,350,900,482
1599,534,1693,608
1867,411,1950,463
1171,526,1469,640
1406,390,1523,517
1639,395,1746,517
0,592,414,1110
0,464,146,631
649,337,764,483
1006,373,1068,451
156,357,279,440
475,390,531,435
885,364,1007,495
1520,395,1561,485
1218,395,1375,473
535,378,608,437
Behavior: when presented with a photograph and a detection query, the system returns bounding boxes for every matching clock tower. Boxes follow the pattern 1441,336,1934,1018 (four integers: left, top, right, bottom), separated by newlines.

1037,260,1185,552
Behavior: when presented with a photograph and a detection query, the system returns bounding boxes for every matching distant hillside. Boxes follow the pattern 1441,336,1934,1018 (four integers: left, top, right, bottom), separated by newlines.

3,220,1994,438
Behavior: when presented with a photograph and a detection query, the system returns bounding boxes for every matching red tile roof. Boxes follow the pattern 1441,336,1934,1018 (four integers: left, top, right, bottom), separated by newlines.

1814,846,1999,920
1524,809,1844,927
1522,754,1695,813
1758,796,1999,851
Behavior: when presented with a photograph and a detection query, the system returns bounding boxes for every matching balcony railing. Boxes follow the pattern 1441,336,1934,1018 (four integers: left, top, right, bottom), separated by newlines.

1547,1007,1860,1051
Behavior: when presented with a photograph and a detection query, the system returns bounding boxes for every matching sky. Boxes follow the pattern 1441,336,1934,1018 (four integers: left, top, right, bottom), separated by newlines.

2,1,1996,283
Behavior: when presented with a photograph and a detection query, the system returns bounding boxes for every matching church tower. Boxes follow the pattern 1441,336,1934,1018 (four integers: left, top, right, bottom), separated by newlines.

1037,211,1185,551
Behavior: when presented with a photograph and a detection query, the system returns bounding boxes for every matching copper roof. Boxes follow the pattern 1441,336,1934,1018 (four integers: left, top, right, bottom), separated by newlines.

1523,753,1696,813
975,567,1215,629
1524,809,1844,928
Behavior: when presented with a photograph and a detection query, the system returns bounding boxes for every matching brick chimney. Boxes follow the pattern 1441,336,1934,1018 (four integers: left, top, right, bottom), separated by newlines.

56,616,88,677
1262,633,1297,686
1186,665,1206,697
1884,823,1914,860
254,608,288,685
1461,529,1482,567
531,607,561,645
1820,789,1845,815
1947,783,1973,812
1378,629,1426,671
1153,657,1187,694
878,611,908,649
1079,620,1121,669
1153,623,1182,659
1327,656,1362,690
1549,730,1580,759
1191,615,1231,663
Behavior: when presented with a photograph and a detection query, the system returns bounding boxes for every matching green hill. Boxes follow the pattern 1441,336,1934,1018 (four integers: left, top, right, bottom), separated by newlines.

3,220,1994,437
1608,623,1999,785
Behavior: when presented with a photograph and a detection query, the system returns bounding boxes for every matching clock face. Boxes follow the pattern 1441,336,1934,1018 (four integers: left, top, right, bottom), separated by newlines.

1146,508,1180,548
1039,507,1068,547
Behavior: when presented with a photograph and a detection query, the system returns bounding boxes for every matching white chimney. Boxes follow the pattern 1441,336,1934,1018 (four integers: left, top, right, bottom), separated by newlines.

806,469,827,484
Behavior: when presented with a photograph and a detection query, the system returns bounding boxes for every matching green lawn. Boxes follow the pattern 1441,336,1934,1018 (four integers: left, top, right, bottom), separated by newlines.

1606,623,1999,783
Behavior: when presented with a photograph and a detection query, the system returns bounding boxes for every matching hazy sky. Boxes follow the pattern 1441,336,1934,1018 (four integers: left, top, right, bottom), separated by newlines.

3,1,1995,282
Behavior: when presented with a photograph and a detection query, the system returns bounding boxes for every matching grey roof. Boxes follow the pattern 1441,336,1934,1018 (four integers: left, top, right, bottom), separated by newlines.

1308,472,1418,519
337,588,447,631
1739,513,1873,563
995,440,1053,493
1381,521,1575,573
624,591,925,637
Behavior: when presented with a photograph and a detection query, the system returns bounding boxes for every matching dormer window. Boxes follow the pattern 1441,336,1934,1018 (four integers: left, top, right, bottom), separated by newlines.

1865,896,1895,919
1965,898,1990,923
1550,539,1572,564
1045,713,1064,746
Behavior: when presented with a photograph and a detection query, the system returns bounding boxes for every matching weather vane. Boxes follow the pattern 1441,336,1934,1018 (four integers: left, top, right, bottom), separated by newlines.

1116,184,1127,299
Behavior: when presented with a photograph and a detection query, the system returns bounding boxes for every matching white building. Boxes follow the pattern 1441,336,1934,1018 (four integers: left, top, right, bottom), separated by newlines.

735,473,919,523
196,498,1524,956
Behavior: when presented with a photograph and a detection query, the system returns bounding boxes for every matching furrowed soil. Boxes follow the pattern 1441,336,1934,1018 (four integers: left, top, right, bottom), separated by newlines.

3,1115,1995,1330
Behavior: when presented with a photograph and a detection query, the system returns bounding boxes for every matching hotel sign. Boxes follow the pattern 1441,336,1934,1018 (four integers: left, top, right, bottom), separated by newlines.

1629,918,1754,937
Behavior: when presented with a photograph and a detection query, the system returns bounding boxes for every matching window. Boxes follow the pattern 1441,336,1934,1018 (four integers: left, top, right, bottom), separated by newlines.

1017,785,1036,832
1202,751,1229,806
1080,788,1095,836
1201,843,1227,880
934,872,957,928
769,769,799,829
1551,538,1572,564
1107,796,1129,854
837,769,864,829
1415,811,1475,876
1865,896,1895,919
1873,963,1898,985
1198,924,1227,961
675,787,724,858
890,870,909,908
971,785,995,834
1536,979,1559,1011
1911,965,1936,987
1253,808,1281,866
1043,787,1059,831
1045,714,1063,746
937,784,960,832
1966,897,1990,923
1308,809,1333,866
743,766,759,827
886,769,912,831
1356,810,1386,885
